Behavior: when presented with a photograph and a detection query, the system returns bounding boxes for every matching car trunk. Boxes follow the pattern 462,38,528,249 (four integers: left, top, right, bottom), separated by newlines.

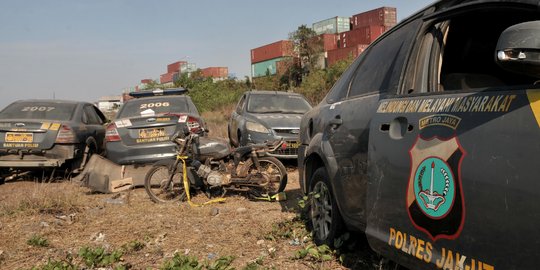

115,114,196,146
0,120,62,150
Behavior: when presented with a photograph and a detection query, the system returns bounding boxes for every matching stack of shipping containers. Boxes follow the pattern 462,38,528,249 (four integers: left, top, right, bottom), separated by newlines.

327,6,397,66
160,61,186,84
250,40,294,78
201,67,229,80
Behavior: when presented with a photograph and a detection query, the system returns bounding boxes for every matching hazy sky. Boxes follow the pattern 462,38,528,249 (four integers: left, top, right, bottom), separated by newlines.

0,0,434,109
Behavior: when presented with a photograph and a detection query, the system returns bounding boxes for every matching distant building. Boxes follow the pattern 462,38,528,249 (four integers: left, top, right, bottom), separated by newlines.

98,95,122,112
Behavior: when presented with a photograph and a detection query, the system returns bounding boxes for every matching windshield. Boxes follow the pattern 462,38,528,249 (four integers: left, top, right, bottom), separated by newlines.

117,96,192,118
0,102,76,121
247,94,312,114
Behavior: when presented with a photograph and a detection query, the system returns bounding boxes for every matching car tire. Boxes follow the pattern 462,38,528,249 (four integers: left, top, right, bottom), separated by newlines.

228,125,237,147
309,166,344,247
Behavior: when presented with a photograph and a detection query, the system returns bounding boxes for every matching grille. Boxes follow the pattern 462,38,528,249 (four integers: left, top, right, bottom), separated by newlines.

272,128,300,135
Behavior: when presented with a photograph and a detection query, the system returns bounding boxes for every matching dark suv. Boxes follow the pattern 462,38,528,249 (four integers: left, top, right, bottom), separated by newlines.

298,0,540,269
105,88,206,165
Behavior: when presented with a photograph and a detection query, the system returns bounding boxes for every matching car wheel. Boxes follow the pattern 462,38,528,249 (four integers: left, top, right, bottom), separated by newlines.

309,167,343,247
228,125,237,147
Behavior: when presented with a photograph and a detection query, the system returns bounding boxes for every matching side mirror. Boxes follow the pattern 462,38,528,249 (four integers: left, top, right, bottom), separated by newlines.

496,20,540,78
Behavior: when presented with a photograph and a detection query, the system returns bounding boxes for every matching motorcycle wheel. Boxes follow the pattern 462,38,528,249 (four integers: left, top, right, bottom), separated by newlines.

144,163,186,203
247,156,288,195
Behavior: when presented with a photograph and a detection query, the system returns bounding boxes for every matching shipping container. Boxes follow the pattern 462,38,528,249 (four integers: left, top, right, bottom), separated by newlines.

351,6,397,29
180,62,197,74
140,79,153,84
160,72,178,84
312,16,350,35
339,25,386,48
327,44,368,66
276,57,300,75
251,40,294,64
201,67,228,78
167,61,187,73
252,57,293,78
314,33,338,51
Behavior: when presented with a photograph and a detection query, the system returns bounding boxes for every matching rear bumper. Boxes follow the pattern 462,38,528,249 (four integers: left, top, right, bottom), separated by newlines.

0,145,77,168
105,141,176,165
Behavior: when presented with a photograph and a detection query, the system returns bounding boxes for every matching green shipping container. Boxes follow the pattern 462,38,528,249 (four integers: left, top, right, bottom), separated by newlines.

251,57,287,78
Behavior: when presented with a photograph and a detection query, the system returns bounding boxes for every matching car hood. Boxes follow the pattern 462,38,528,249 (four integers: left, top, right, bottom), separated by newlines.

250,113,303,128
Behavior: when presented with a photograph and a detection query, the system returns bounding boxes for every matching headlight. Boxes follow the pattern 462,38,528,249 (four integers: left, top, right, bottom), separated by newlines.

246,121,268,133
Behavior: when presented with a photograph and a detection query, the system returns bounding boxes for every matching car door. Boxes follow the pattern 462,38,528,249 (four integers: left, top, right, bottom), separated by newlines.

320,16,422,231
366,4,540,270
82,104,106,152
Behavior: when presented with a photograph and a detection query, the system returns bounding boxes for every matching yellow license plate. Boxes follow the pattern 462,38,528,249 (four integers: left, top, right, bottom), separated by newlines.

138,128,166,139
287,141,300,148
5,132,33,143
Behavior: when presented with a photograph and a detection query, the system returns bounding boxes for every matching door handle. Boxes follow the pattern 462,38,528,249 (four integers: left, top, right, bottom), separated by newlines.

380,117,413,139
329,117,342,130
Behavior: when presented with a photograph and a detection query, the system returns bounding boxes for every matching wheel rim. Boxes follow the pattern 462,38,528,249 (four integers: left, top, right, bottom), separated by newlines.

311,181,333,241
256,160,283,194
147,166,183,202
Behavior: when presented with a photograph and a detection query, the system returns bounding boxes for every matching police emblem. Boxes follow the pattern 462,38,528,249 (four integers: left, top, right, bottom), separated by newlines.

407,136,466,241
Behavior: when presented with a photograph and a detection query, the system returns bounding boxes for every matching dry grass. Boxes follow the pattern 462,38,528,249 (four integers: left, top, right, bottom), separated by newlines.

0,181,96,217
202,104,235,139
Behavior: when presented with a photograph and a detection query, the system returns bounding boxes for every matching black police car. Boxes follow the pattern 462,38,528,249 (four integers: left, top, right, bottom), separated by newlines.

105,88,206,165
298,0,540,269
0,99,106,182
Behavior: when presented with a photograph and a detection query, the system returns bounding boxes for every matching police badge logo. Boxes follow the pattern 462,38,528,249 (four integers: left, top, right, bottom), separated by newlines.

407,136,466,241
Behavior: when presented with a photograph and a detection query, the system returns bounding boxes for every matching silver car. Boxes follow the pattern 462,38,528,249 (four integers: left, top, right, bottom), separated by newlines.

228,90,312,159
105,88,206,165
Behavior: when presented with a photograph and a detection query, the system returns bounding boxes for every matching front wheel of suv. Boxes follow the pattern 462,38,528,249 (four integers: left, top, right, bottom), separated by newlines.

309,167,343,247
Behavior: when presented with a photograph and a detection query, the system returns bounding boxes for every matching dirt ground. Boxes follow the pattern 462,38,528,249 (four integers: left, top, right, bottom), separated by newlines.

0,166,381,270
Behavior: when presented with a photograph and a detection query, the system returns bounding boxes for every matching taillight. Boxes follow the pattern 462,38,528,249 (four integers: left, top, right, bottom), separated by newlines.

187,116,202,133
166,113,203,134
105,123,121,142
55,125,76,143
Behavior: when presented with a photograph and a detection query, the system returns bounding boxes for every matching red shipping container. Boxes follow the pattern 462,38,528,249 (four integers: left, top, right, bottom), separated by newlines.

339,25,386,48
141,79,152,84
352,6,397,29
317,33,338,51
251,40,294,64
167,61,187,73
201,67,228,78
160,72,178,84
327,44,368,66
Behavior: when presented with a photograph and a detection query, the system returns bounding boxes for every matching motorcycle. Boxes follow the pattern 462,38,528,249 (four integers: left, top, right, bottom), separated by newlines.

144,128,288,204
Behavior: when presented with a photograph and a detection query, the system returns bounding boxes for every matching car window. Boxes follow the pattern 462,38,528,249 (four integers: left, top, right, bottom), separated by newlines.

117,96,191,118
0,102,76,121
83,105,103,125
420,7,540,92
348,18,421,97
325,58,362,104
236,95,246,114
247,94,312,114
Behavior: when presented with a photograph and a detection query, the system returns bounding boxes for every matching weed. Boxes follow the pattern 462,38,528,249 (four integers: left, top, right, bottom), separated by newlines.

27,234,49,247
294,244,334,262
160,253,235,270
122,240,145,253
78,246,123,268
29,258,77,270
264,217,309,241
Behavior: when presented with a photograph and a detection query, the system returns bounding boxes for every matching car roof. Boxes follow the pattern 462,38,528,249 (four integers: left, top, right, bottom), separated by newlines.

247,90,305,97
10,99,88,105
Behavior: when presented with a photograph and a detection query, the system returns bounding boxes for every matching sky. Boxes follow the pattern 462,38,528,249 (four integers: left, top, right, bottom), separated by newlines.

0,0,434,109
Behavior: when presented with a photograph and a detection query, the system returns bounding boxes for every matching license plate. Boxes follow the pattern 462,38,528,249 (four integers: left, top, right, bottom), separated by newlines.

5,132,33,143
287,141,300,149
138,128,166,139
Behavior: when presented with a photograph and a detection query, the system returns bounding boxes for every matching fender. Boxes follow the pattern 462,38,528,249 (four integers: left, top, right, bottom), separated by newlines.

303,132,339,199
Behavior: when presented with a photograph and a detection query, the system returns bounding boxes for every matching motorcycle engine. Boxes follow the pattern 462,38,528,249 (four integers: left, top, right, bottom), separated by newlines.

206,171,224,186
